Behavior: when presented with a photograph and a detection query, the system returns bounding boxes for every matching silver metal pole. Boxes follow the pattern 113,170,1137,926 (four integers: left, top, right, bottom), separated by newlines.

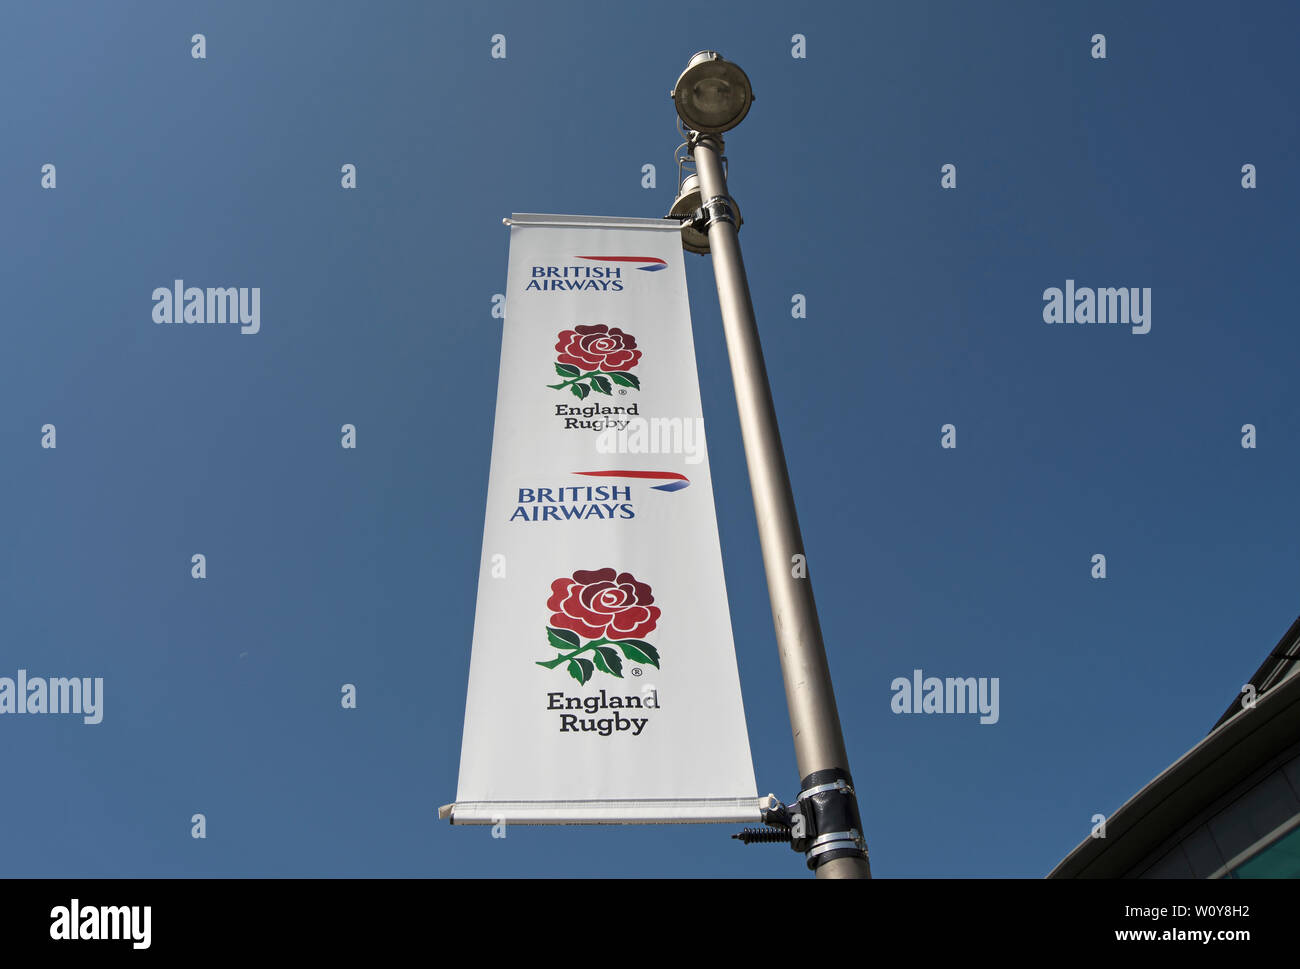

692,134,870,879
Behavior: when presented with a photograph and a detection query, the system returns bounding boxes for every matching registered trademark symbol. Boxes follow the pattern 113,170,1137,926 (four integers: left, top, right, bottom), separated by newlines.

631,667,642,677
619,389,627,395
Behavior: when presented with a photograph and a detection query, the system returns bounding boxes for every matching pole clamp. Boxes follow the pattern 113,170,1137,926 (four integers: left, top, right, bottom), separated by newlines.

731,771,869,872
794,768,870,871
687,130,724,154
698,195,738,230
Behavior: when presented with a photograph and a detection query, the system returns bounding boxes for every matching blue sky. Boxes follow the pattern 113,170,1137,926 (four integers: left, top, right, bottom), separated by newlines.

3,0,1298,877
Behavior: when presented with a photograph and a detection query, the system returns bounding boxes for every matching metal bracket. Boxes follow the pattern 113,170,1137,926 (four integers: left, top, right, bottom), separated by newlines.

794,768,869,871
732,773,869,872
675,134,729,189
699,195,738,230
731,793,799,847
702,195,733,227
686,128,725,155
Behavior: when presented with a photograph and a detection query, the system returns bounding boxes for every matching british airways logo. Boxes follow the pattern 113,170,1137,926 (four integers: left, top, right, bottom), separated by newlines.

525,256,667,292
508,471,690,523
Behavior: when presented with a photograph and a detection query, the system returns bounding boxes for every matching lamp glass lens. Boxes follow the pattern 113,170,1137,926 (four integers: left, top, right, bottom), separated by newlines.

689,78,738,127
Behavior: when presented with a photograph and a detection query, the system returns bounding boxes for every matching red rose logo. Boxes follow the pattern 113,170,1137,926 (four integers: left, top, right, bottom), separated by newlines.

547,326,643,400
537,568,662,684
548,567,660,640
556,325,641,372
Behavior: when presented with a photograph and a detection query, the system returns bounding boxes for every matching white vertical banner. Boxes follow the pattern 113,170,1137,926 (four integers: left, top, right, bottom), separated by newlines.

446,213,760,824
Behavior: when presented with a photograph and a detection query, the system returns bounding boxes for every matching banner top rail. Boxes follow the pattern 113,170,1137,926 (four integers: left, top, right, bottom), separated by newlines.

504,213,684,230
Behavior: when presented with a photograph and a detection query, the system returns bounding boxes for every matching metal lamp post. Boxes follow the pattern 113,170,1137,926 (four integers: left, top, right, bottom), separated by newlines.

668,51,871,879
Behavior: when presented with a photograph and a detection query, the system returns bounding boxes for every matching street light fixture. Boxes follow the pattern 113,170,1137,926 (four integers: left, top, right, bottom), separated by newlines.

670,50,754,134
668,52,872,880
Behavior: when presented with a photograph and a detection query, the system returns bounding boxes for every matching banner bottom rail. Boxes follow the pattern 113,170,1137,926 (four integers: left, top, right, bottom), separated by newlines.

442,797,763,825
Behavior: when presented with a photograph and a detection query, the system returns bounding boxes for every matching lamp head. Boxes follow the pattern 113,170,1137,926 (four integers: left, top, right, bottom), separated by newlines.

671,51,753,134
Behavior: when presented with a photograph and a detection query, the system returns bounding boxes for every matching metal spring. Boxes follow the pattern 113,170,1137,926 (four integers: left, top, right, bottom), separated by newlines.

732,827,793,845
